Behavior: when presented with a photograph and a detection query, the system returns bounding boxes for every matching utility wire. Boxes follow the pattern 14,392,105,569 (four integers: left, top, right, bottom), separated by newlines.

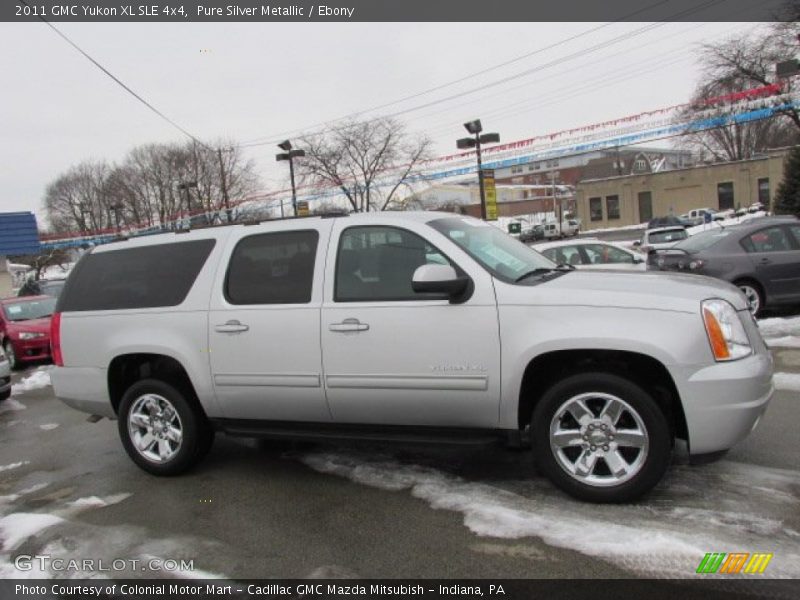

21,0,212,151
240,0,724,147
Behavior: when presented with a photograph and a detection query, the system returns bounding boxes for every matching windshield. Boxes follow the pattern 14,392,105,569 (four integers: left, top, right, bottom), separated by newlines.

3,297,57,322
675,229,732,253
429,217,557,281
647,229,688,244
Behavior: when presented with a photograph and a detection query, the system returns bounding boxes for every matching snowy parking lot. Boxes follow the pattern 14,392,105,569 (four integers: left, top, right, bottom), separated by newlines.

0,317,799,585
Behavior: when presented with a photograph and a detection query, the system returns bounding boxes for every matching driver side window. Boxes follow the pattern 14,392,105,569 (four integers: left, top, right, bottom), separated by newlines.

335,226,452,302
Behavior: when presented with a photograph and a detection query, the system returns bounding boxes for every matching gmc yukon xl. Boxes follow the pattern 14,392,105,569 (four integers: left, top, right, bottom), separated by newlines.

50,212,774,502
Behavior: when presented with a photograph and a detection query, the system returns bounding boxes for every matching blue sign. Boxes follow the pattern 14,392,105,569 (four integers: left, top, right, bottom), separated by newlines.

0,212,41,255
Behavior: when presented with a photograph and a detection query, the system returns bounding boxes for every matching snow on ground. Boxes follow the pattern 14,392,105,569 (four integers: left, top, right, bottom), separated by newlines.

0,398,26,414
757,315,800,339
64,494,131,513
0,513,65,551
11,368,52,395
685,211,767,236
0,461,29,473
765,336,800,349
296,451,800,578
773,372,800,392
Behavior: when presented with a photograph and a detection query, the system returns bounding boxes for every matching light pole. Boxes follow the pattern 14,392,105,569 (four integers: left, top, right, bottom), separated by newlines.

109,202,123,234
178,181,198,229
456,119,500,220
276,140,306,218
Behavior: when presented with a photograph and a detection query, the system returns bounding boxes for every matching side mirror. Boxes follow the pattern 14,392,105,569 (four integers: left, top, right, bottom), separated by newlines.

632,240,642,247
633,257,644,264
412,264,469,300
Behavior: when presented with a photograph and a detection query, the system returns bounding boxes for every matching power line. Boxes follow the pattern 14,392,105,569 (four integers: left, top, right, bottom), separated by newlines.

21,0,211,151
240,0,725,148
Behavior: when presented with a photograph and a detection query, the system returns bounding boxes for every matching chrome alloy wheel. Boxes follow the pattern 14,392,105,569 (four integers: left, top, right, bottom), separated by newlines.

549,392,649,487
739,284,761,315
127,393,183,463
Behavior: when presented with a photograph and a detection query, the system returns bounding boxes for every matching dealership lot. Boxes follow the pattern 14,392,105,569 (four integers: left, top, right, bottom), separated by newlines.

0,324,798,586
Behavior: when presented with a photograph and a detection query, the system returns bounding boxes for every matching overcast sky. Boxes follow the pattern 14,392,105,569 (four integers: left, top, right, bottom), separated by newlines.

0,21,757,224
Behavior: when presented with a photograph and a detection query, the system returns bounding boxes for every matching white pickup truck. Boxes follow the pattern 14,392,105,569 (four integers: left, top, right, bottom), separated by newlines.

50,212,773,503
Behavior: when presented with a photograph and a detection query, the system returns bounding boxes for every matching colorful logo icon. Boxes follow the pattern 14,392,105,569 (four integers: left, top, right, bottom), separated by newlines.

696,553,773,574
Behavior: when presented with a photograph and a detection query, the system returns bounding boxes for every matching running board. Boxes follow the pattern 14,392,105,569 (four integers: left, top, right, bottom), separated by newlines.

211,419,508,446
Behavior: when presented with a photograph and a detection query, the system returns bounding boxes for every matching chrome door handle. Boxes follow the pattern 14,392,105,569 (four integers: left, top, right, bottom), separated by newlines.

329,318,369,333
215,320,250,333
759,258,771,265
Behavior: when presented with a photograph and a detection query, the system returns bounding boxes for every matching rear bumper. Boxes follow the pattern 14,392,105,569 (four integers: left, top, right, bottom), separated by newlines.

50,366,115,419
671,352,773,455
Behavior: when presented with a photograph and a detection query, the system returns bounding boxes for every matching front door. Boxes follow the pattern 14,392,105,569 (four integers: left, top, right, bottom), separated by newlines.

208,223,332,422
320,220,501,427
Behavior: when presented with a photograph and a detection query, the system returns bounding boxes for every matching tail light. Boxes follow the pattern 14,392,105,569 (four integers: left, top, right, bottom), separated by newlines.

50,312,63,366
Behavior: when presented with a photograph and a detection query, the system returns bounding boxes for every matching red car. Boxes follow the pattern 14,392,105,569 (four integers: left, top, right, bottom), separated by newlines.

0,295,56,370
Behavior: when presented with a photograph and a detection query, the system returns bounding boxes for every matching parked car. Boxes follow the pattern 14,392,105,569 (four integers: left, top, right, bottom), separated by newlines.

51,212,772,503
680,208,728,226
519,224,545,243
543,219,580,239
18,278,66,299
647,215,692,229
536,239,646,271
0,346,10,401
635,226,689,253
648,216,800,316
0,295,56,370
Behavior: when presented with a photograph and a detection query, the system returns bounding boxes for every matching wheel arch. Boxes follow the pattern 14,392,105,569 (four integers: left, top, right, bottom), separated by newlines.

108,353,206,419
517,349,687,444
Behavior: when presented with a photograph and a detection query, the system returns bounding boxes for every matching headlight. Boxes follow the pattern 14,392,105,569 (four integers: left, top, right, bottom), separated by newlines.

18,332,45,340
702,299,752,361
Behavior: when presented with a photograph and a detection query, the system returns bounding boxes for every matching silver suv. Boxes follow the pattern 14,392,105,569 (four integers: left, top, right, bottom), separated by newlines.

50,212,773,502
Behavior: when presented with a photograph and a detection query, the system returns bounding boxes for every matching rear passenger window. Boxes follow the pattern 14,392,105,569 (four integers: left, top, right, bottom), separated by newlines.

58,240,216,312
226,230,318,305
336,226,451,302
743,227,792,253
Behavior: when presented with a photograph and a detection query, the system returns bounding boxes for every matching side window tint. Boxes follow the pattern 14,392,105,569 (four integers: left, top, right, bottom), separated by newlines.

336,226,452,302
226,230,318,305
745,227,792,253
584,244,633,264
789,225,800,247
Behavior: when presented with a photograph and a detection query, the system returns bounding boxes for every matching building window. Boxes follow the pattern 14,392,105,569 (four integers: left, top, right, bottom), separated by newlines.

758,178,770,205
589,197,603,221
528,164,536,171
717,182,734,210
606,195,620,220
634,159,647,171
534,163,541,170
511,166,523,174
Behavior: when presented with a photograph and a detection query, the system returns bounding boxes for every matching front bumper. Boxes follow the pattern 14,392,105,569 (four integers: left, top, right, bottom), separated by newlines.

12,338,51,362
671,351,773,455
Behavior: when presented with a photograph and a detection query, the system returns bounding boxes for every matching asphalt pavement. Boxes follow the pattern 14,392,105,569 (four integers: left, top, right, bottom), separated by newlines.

0,352,798,588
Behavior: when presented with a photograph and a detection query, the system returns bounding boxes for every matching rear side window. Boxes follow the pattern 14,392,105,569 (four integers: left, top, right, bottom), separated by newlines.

59,240,216,312
226,230,318,305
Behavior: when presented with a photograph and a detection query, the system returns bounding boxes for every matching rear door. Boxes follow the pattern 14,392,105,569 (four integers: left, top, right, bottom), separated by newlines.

320,218,501,427
208,221,332,421
743,224,800,303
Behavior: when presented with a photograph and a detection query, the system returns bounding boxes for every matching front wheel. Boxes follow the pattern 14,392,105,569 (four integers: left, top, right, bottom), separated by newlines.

4,341,19,371
118,379,213,476
735,280,764,317
532,372,671,503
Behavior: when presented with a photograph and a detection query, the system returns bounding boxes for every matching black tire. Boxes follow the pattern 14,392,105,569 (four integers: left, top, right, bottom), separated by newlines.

4,341,20,371
0,390,9,403
118,378,212,476
531,371,671,503
733,279,764,317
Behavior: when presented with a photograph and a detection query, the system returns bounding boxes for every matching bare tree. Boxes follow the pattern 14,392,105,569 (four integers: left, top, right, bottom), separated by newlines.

678,17,800,161
298,118,432,213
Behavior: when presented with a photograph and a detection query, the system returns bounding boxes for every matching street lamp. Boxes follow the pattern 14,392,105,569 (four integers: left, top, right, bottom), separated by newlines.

276,140,306,218
178,181,198,229
456,119,500,220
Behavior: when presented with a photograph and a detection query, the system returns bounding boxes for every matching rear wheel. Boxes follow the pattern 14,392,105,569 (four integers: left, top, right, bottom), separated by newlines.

532,372,671,503
734,279,764,316
118,378,213,476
